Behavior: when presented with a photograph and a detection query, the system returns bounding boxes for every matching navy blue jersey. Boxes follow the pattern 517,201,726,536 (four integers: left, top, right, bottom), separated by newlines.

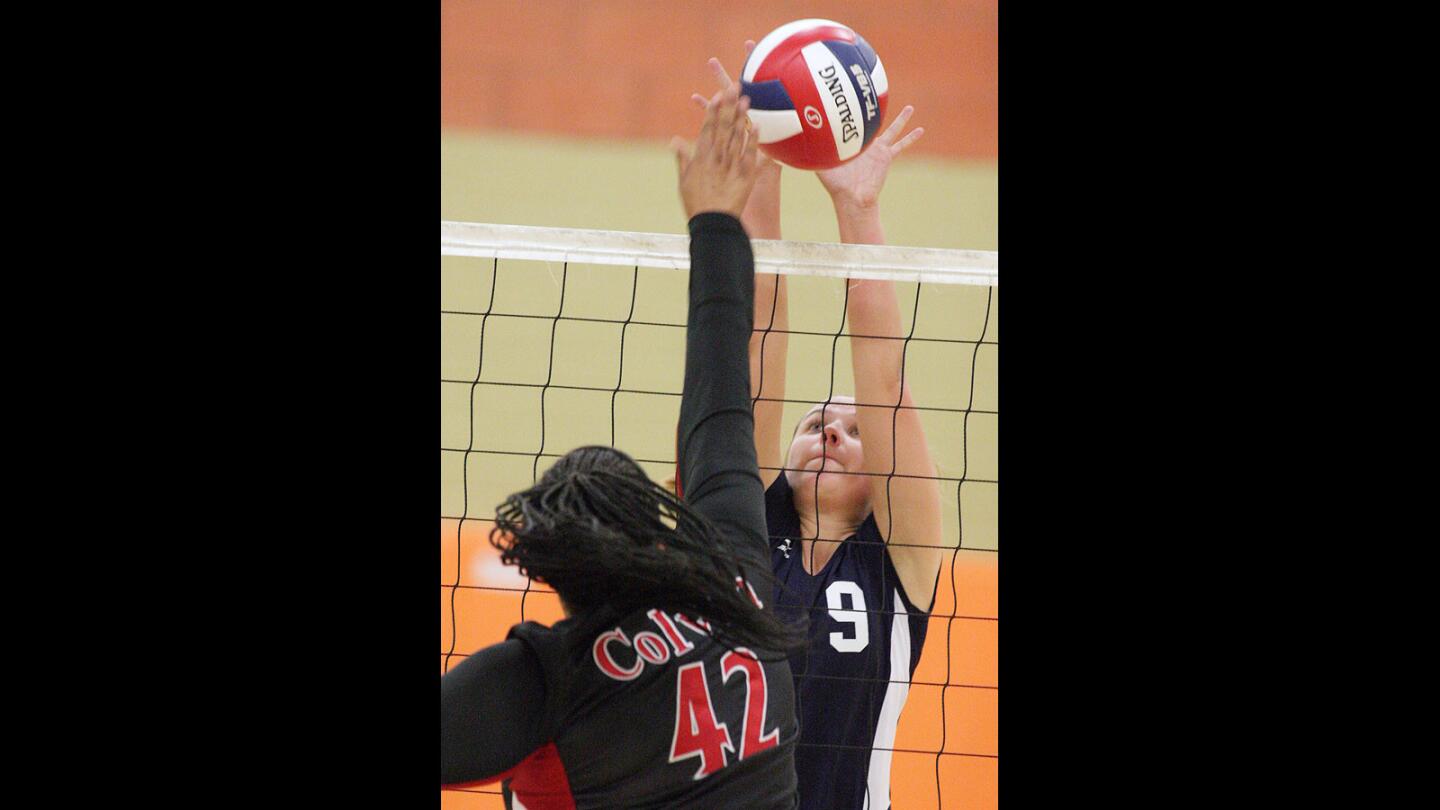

766,474,936,810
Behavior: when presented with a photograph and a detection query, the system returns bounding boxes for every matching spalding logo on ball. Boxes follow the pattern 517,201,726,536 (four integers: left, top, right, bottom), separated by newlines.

740,19,888,171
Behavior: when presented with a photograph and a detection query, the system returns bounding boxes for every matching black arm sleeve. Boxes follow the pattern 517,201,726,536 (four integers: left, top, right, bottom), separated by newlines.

675,213,771,591
440,639,549,785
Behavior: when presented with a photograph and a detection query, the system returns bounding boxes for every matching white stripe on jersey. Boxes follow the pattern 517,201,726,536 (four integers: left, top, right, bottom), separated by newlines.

863,591,912,810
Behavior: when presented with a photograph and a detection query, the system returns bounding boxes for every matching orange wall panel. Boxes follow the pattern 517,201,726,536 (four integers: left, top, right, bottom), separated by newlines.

442,0,998,161
443,520,999,807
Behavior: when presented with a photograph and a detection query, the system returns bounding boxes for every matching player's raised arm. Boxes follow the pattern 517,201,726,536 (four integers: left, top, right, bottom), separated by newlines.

746,158,788,491
691,46,790,489
817,106,945,611
670,84,774,583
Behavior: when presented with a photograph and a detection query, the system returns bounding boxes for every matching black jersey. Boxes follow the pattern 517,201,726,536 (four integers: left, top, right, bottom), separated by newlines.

766,474,937,810
441,213,800,808
493,607,797,808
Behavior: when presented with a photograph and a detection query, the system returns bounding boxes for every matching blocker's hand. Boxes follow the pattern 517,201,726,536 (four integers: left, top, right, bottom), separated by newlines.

688,42,782,227
816,105,924,211
689,41,753,111
671,84,761,220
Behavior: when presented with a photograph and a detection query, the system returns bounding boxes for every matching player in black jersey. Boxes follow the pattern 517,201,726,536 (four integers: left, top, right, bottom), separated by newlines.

692,48,943,810
441,85,808,809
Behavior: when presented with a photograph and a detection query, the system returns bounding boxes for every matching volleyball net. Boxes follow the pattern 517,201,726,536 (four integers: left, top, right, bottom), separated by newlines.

440,221,998,809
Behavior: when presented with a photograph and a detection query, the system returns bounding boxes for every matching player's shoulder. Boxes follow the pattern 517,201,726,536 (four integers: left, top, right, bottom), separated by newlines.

505,617,586,673
851,514,936,616
763,474,801,539
507,618,564,645
763,472,793,514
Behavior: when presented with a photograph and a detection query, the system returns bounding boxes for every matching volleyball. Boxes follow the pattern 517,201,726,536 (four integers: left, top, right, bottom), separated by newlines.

740,19,889,171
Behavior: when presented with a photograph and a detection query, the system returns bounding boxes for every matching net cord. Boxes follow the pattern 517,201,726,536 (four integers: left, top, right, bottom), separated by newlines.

442,221,998,287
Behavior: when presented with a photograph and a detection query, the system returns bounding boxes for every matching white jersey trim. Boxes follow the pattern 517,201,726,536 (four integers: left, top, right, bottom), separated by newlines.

863,590,912,810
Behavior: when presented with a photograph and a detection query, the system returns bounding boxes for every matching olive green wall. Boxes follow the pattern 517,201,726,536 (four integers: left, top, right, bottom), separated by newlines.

441,129,997,551
441,129,997,250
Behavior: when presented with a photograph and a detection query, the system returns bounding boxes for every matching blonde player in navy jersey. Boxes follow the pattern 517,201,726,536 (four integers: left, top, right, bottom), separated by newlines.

442,85,809,809
693,46,941,810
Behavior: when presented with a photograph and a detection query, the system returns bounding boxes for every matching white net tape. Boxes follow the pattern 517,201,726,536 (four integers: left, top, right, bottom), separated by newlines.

442,221,998,287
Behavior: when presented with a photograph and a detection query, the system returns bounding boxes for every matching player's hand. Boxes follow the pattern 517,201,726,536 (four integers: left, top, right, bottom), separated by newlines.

688,41,753,111
689,43,781,227
671,84,761,220
690,46,783,184
817,105,924,213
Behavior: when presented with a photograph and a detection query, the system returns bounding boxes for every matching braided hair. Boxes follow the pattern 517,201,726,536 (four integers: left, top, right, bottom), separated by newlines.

491,445,806,658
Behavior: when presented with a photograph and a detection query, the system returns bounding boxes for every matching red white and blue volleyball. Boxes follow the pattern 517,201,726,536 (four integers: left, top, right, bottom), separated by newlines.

740,19,889,171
